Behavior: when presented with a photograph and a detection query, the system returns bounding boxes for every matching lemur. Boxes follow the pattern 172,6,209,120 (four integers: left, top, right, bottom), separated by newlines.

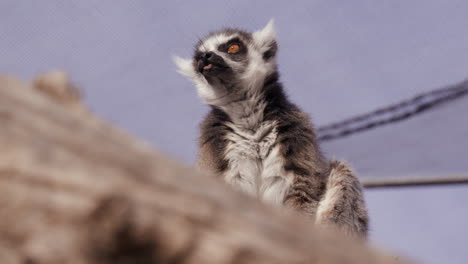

174,20,368,238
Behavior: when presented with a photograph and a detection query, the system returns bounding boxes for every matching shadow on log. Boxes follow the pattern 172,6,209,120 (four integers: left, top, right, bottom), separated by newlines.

0,73,408,264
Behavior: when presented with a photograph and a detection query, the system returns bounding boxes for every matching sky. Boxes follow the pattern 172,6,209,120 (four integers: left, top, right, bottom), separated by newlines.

1,1,467,263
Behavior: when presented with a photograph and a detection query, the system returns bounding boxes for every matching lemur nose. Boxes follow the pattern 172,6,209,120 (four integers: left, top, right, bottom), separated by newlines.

201,52,213,61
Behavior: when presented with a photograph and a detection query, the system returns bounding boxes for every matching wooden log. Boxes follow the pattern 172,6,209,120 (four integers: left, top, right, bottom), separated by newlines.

0,73,406,264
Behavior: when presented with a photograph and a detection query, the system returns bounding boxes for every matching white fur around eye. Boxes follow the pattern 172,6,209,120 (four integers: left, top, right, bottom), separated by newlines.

198,34,232,53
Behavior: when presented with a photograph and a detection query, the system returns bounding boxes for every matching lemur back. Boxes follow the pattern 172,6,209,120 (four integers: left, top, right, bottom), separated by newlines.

174,20,369,238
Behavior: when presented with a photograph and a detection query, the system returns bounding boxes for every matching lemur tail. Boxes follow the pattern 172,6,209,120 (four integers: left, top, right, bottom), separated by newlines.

315,160,369,239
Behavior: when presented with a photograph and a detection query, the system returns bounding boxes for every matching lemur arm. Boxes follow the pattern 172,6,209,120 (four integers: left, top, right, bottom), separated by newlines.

315,160,369,239
196,142,219,175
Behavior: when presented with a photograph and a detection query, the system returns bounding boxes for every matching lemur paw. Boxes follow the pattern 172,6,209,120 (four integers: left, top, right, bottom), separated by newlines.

315,160,369,239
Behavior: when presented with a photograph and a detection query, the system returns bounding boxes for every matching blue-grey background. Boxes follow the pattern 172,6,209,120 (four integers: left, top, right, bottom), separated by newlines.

1,1,467,263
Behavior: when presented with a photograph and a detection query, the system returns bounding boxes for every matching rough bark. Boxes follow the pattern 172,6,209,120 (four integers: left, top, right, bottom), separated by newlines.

0,73,406,264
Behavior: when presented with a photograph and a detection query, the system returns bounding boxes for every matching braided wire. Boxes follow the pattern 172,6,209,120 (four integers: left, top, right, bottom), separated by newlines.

317,79,468,142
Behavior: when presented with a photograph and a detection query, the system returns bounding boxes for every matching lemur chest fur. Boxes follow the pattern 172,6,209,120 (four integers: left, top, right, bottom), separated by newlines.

223,121,292,204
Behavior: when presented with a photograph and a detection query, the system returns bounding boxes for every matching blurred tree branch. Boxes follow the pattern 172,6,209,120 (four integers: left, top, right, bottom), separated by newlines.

0,73,406,264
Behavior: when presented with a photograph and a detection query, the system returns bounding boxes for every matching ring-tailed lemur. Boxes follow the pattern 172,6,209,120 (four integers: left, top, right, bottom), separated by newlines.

174,20,368,238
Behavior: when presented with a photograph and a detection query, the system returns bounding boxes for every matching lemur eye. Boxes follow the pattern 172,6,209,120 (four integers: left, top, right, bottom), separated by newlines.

228,44,240,54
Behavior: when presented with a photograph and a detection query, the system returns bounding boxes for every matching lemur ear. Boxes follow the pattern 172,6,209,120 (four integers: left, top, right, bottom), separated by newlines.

172,55,196,78
252,19,277,59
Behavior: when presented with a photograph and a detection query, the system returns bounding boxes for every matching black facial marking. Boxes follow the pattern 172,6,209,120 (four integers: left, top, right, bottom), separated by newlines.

194,28,252,52
195,51,229,76
192,29,253,84
218,37,245,53
217,37,248,64
263,41,277,61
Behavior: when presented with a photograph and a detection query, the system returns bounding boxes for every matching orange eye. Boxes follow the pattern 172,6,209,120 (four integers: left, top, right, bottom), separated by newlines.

228,44,240,54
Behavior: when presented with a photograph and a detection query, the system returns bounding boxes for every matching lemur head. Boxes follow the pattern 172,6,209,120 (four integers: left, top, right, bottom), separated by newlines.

174,19,277,106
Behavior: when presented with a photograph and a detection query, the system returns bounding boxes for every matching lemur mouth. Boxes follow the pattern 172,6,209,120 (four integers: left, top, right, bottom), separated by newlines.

198,61,227,75
197,52,228,75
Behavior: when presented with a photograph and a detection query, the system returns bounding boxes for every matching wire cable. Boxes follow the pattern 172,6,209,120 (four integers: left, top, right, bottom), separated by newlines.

362,174,468,188
317,79,468,142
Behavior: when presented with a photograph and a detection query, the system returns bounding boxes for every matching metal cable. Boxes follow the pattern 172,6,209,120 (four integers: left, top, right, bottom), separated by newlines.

362,174,468,189
317,79,468,142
